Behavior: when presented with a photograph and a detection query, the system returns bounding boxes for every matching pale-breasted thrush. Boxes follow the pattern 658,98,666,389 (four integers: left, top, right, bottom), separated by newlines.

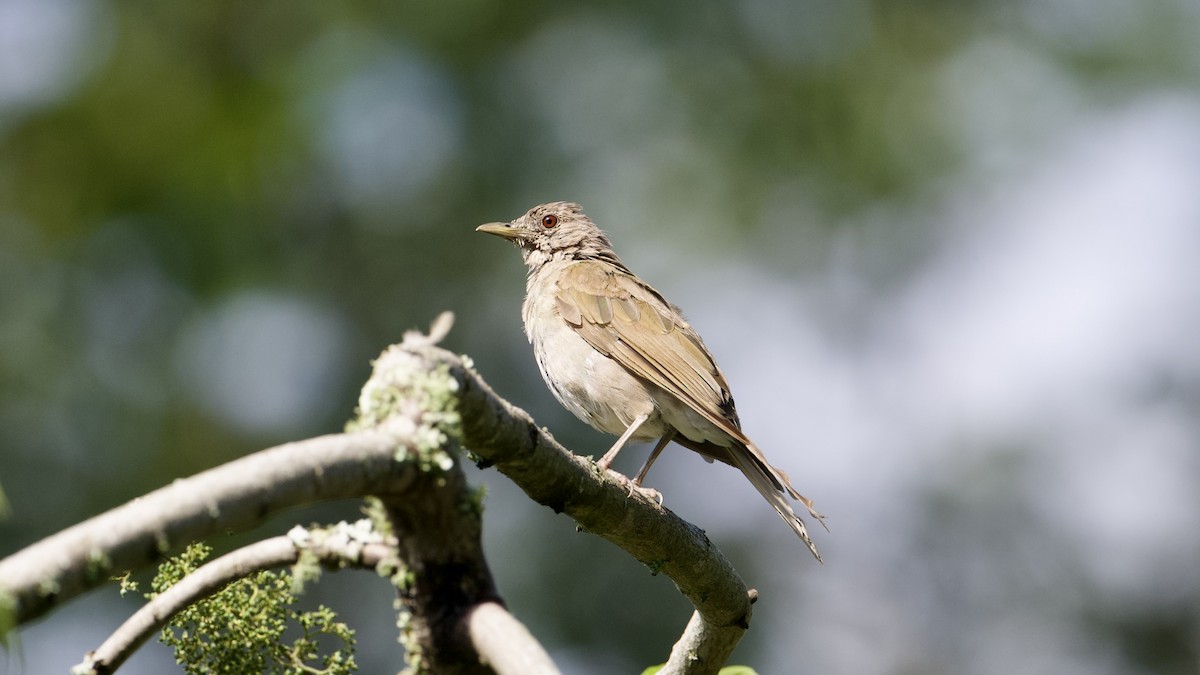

478,201,824,560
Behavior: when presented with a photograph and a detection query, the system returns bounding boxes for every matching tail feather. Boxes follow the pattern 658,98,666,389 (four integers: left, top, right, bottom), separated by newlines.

729,443,824,562
772,466,829,532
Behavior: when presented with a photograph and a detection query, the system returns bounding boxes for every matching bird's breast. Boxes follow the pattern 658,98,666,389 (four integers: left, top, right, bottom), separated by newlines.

522,265,663,439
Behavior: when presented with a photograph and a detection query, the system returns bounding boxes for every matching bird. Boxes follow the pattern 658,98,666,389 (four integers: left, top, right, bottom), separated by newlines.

477,201,825,561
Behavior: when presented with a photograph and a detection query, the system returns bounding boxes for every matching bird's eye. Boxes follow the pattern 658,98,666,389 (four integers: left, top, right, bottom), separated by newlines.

541,214,558,228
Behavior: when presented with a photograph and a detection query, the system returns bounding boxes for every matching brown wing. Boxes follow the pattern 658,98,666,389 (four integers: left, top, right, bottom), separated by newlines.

553,260,747,443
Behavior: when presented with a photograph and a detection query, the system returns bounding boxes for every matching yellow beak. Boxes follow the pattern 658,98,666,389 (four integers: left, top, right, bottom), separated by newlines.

476,222,528,240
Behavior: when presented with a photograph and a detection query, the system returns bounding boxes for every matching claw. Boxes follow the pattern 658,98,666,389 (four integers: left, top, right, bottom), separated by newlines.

628,482,664,507
605,468,665,507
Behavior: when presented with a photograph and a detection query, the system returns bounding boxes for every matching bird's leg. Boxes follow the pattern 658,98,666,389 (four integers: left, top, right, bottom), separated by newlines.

598,415,665,506
597,413,650,471
626,432,673,506
632,433,674,486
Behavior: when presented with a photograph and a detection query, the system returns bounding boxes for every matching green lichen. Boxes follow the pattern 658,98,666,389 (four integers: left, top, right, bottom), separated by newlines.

348,347,462,475
357,498,412,590
361,497,393,539
150,542,357,675
114,570,139,596
290,519,397,593
461,484,487,518
291,546,322,595
36,576,60,597
394,598,425,675
85,548,112,583
646,559,670,576
389,566,416,592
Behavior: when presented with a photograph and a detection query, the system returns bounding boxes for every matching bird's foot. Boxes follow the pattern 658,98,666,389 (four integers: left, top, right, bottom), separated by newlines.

628,482,664,507
604,468,665,507
626,477,664,507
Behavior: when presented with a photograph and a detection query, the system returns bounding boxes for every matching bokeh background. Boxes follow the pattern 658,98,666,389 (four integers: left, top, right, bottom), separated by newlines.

3,1,1199,673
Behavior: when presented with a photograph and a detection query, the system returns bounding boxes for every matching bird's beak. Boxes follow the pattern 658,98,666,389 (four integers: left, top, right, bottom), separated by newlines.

476,221,527,240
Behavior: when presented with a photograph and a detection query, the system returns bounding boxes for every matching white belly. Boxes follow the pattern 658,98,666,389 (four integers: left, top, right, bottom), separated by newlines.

523,279,663,438
521,261,732,449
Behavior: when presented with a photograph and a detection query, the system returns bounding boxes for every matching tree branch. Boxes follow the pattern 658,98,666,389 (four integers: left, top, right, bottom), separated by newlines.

465,601,561,675
0,430,413,626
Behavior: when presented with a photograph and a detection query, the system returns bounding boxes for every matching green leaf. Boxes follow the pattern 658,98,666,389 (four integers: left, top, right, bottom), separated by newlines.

0,588,16,647
641,665,758,675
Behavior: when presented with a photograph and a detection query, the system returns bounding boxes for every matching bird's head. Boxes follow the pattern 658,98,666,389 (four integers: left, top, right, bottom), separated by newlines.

477,201,621,269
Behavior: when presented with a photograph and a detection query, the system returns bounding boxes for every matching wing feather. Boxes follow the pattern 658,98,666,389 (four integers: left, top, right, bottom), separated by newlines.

555,261,741,439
